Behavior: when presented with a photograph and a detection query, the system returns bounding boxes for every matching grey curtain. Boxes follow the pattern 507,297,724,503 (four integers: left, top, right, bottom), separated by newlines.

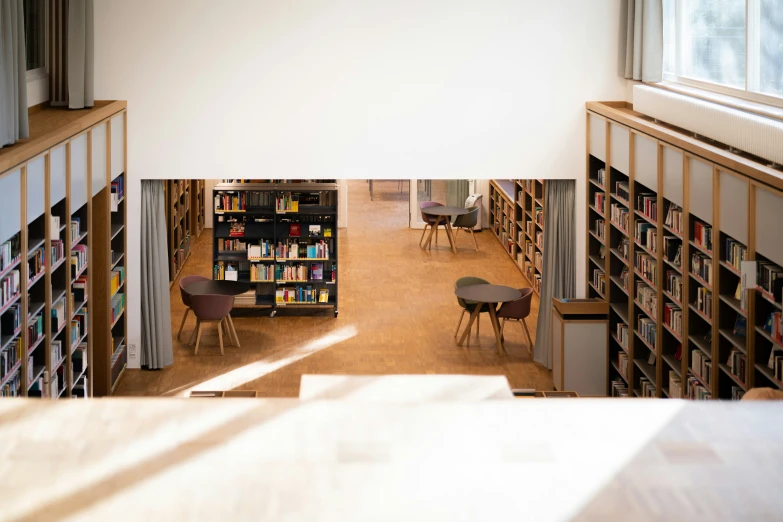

622,0,663,83
446,180,470,208
141,180,174,369
67,0,94,109
534,180,576,369
0,0,29,147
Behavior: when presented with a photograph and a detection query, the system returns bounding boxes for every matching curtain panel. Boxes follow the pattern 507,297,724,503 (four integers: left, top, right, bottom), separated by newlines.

622,0,664,83
141,180,174,370
0,0,30,148
533,180,576,369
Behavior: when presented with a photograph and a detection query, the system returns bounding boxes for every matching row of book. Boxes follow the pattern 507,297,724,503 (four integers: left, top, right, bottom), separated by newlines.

727,348,746,384
636,193,657,222
50,339,64,371
111,176,125,212
52,297,66,333
665,271,683,303
691,253,712,286
634,221,656,254
763,311,783,345
217,238,250,252
0,337,22,382
610,203,629,232
71,245,88,278
610,378,629,397
276,240,330,260
693,221,712,252
663,237,681,268
0,303,21,339
617,352,629,380
72,311,88,349
535,209,544,227
1,371,21,396
593,219,605,240
669,371,682,398
694,287,712,319
0,235,21,274
686,374,711,399
663,302,682,337
28,248,45,282
616,238,629,260
664,204,683,235
636,282,657,319
51,240,65,269
635,252,657,285
691,349,712,385
619,268,629,291
111,267,125,295
535,231,544,250
248,242,274,259
1,270,20,308
638,315,656,349
526,220,535,239
276,264,309,282
593,192,605,212
71,217,83,244
723,238,747,271
72,276,88,303
616,323,629,349
592,268,606,296
110,293,125,324
533,273,542,294
757,261,783,301
596,168,606,187
214,262,249,281
28,313,44,352
639,376,656,397
276,287,329,304
534,252,543,272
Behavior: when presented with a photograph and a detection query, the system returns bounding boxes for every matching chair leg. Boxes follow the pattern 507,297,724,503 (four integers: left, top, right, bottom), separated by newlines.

435,226,439,245
419,225,430,247
455,309,466,338
177,308,190,340
522,319,533,351
227,314,240,347
189,319,200,345
476,313,480,336
218,319,225,355
500,318,505,343
470,229,478,252
194,322,203,355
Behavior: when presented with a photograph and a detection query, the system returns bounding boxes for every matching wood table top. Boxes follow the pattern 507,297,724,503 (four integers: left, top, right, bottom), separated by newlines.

420,205,470,216
455,284,522,303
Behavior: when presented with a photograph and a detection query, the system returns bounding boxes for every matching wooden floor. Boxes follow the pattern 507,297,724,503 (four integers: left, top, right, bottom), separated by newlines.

114,180,553,397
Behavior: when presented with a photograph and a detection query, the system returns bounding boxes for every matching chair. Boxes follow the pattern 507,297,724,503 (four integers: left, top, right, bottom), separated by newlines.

177,275,210,341
454,276,491,342
495,288,535,353
420,201,447,248
452,206,480,252
190,294,236,355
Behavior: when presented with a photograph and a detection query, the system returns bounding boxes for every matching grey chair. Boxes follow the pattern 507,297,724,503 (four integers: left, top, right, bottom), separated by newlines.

452,206,480,252
454,276,491,342
420,201,447,248
496,287,535,353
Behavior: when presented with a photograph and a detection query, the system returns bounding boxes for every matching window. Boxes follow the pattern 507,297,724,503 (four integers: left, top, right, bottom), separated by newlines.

663,0,783,104
24,0,46,74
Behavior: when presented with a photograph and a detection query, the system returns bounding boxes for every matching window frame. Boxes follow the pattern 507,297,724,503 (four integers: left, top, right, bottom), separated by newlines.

662,0,783,110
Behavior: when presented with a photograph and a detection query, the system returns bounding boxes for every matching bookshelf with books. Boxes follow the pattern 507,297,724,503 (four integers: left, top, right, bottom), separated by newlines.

587,101,783,399
191,180,206,240
166,180,193,282
0,101,127,398
489,180,516,261
212,182,339,317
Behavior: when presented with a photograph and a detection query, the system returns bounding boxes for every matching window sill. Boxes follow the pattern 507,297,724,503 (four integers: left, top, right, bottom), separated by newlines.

26,68,48,83
654,81,783,123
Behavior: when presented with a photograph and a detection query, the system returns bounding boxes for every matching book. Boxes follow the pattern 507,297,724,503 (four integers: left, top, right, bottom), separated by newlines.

311,263,323,280
324,227,332,238
289,223,301,237
229,221,245,237
733,316,747,337
308,225,321,237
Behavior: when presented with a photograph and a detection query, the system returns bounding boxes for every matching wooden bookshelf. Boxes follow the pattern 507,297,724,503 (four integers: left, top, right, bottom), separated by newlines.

489,179,546,296
191,180,206,239
212,182,339,317
587,101,783,400
0,101,127,398
166,180,193,282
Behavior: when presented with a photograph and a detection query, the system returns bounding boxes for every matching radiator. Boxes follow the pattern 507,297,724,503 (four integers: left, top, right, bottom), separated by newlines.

633,85,783,167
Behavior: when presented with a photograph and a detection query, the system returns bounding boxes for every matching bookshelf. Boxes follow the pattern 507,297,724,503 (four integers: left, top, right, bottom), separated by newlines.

212,182,339,317
587,101,783,400
166,180,193,282
191,180,206,239
0,101,127,398
489,179,546,296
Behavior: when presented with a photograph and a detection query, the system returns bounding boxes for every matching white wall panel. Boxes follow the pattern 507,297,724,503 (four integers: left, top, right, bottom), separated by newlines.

92,123,107,196
634,133,657,191
756,186,783,266
719,171,748,245
589,113,606,162
111,113,125,180
662,146,683,207
0,169,21,243
51,144,67,205
70,134,89,210
609,123,630,175
688,156,713,224
27,156,46,225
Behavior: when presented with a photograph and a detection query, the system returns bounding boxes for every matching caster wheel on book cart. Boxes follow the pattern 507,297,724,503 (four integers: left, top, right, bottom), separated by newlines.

334,310,338,318
269,310,276,318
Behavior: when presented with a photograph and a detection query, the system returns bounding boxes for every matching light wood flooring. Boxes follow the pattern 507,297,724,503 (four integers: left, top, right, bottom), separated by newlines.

114,180,553,397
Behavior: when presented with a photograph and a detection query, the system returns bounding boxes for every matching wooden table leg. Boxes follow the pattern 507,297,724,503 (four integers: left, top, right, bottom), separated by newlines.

457,303,483,347
226,314,241,347
487,304,505,356
444,219,457,253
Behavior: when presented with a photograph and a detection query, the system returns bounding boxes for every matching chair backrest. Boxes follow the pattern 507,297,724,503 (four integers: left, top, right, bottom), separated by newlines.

454,276,490,307
180,275,210,308
496,287,535,320
453,206,479,229
190,294,234,321
420,201,444,225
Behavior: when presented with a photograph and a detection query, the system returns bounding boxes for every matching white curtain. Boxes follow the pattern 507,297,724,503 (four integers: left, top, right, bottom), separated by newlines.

446,180,470,208
141,180,174,369
623,0,664,83
533,180,576,369
0,0,29,147
67,0,94,109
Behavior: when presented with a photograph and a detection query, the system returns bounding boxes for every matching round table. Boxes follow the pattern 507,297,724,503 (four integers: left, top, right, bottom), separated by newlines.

185,280,250,347
420,206,471,253
454,284,522,355
185,280,250,296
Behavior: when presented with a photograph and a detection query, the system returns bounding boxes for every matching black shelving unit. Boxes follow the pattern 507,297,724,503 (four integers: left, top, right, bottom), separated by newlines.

212,182,339,317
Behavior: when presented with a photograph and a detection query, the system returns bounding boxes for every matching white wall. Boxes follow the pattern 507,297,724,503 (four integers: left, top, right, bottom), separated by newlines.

93,0,626,368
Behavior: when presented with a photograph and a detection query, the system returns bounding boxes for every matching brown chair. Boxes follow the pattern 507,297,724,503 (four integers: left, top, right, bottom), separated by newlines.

496,288,535,353
177,275,210,341
190,293,235,355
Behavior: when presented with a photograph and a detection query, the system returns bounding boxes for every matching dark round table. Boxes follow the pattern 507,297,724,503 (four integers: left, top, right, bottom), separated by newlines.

185,280,251,296
420,205,471,253
454,284,522,355
185,280,250,347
